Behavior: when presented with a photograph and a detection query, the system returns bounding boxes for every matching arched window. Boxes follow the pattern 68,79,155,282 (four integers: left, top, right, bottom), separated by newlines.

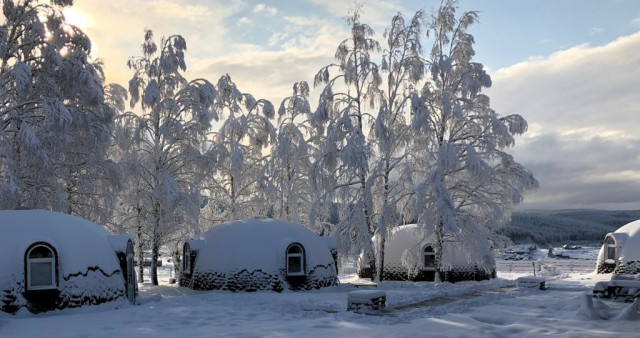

423,245,436,270
605,236,616,261
286,243,305,276
25,243,57,291
183,243,192,275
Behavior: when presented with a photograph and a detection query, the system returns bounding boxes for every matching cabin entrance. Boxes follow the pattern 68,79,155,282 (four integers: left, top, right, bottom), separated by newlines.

126,240,136,304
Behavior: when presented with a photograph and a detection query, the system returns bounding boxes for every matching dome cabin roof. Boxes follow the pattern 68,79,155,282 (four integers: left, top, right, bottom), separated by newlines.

195,218,334,274
186,218,337,291
0,210,135,314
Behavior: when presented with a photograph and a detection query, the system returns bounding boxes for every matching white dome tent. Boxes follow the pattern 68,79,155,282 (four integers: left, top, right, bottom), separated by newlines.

358,224,496,282
0,210,136,314
596,220,640,274
180,218,338,292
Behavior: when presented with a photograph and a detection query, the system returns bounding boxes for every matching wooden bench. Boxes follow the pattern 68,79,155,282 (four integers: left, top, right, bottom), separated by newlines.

608,280,640,301
347,290,386,312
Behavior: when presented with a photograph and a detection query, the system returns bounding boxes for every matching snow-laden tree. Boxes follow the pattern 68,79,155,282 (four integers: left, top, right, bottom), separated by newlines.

202,74,275,224
125,30,216,285
0,0,117,221
311,5,382,273
262,81,315,226
408,1,538,281
106,94,149,282
369,10,425,281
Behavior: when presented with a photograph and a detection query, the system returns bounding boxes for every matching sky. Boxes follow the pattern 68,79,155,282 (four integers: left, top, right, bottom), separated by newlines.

62,0,640,211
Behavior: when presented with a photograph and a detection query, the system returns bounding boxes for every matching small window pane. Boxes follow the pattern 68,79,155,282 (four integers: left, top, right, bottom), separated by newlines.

424,254,435,267
607,246,616,260
288,245,302,254
30,262,53,286
29,246,53,258
605,237,615,245
288,257,302,273
424,246,433,253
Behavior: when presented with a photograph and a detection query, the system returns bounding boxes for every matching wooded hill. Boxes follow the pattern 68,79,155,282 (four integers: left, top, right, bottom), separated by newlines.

499,210,640,245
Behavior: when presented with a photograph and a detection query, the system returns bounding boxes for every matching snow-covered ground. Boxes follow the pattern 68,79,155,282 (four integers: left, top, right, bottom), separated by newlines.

1,259,638,337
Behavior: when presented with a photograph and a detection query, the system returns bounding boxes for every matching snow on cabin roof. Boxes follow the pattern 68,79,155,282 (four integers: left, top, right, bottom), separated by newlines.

107,234,133,253
612,219,640,238
0,210,121,282
186,239,204,252
194,218,335,274
607,219,640,259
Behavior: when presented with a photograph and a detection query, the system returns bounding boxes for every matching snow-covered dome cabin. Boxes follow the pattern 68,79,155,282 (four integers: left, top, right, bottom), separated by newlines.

358,224,496,282
0,210,137,314
597,220,640,274
180,218,338,292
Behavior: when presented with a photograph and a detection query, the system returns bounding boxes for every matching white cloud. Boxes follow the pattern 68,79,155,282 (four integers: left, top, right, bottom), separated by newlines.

188,47,333,111
589,27,604,35
633,17,640,26
70,0,245,86
488,32,640,210
237,17,252,26
187,14,349,105
253,4,277,16
267,32,289,47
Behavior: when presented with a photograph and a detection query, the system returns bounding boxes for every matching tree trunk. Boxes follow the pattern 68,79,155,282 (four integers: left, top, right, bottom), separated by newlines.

136,208,144,284
151,242,159,285
434,219,444,283
376,158,391,282
375,232,386,282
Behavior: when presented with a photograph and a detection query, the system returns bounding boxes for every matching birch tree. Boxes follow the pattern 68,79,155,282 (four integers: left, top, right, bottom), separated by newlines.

369,10,425,281
126,30,216,284
203,74,275,223
312,5,382,274
262,81,314,225
409,0,538,281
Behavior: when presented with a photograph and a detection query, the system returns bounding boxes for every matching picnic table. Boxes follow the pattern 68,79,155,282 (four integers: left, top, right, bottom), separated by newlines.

593,278,640,301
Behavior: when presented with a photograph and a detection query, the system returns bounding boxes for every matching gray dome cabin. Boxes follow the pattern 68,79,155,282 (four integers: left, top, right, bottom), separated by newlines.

358,224,496,282
0,210,137,314
597,220,640,274
180,218,338,292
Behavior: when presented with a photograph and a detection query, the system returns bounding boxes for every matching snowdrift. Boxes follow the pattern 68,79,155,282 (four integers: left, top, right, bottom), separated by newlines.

0,210,134,314
181,218,338,292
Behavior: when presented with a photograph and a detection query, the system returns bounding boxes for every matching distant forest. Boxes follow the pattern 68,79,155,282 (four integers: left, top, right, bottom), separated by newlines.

499,210,640,245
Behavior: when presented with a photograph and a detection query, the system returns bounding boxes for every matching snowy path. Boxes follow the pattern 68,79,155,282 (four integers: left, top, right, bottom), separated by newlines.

392,285,517,311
